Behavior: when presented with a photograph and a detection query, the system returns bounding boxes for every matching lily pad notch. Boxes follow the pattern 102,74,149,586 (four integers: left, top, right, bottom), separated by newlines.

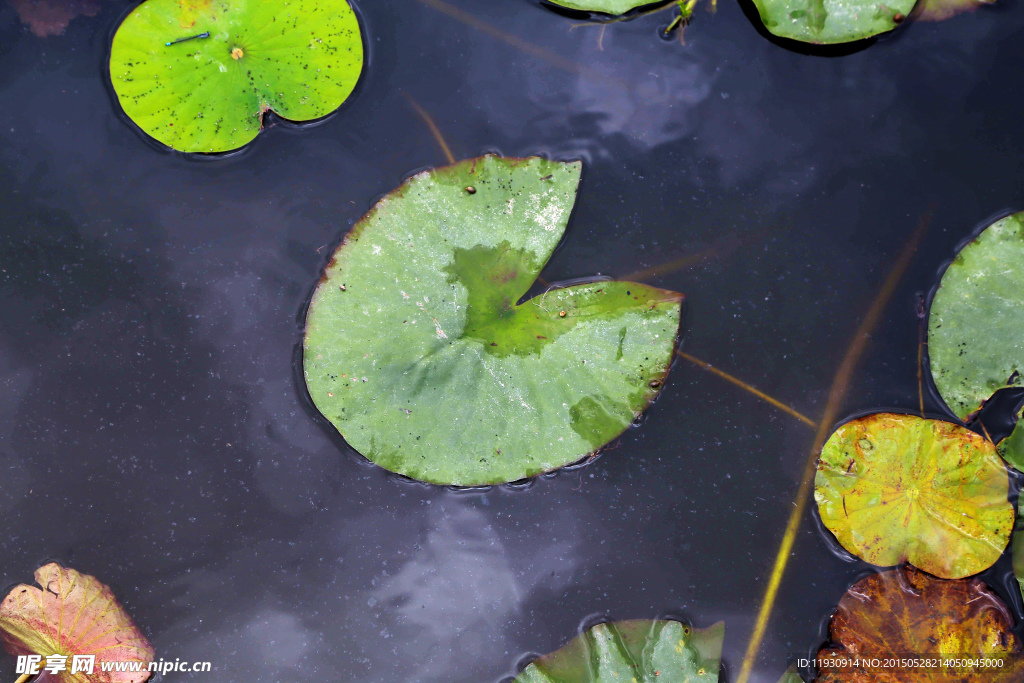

304,155,684,486
109,0,364,153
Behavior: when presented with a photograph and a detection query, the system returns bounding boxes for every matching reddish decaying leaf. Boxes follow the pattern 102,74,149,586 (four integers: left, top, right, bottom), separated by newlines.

0,563,154,683
815,566,1024,682
913,0,996,21
8,0,100,37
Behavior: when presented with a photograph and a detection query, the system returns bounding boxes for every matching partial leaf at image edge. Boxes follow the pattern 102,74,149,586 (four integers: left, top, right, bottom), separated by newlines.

0,563,154,683
815,566,1024,682
778,665,805,683
514,619,724,682
304,155,683,486
543,0,657,15
751,0,916,44
109,0,363,153
928,212,1024,425
815,412,1013,579
914,0,995,21
998,406,1024,472
9,0,100,37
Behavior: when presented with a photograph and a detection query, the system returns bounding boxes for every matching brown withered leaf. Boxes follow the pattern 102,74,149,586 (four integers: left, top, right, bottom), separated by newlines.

815,566,1024,682
7,0,100,37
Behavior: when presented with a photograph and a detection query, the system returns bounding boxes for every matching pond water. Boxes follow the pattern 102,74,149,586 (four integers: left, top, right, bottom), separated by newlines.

1,0,1023,681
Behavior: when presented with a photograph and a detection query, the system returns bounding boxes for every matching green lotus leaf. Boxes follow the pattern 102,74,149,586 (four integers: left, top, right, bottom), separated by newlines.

109,0,363,153
544,0,653,14
815,412,1013,579
303,155,683,486
929,212,1024,421
514,619,724,682
751,0,915,44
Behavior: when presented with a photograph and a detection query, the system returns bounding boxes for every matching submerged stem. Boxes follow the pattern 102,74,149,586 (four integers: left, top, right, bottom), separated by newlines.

676,351,815,428
736,211,931,683
571,0,677,27
402,93,456,165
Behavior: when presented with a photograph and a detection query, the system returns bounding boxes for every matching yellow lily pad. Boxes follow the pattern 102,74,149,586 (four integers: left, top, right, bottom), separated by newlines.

815,413,1013,579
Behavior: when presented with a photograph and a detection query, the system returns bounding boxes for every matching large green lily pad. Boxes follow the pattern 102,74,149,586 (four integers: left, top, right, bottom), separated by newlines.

929,212,1024,468
815,413,1013,579
544,0,654,14
751,0,915,44
109,0,363,153
304,156,683,486
515,619,724,682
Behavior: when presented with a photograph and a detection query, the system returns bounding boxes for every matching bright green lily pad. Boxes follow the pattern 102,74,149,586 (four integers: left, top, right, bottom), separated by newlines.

109,0,363,153
303,155,683,486
544,0,653,14
815,412,1013,579
514,620,724,682
751,0,915,44
929,212,1024,468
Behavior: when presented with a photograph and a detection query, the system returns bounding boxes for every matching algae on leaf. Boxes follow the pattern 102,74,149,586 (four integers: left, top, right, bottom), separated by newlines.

815,567,1024,682
751,0,915,44
304,155,683,486
0,563,154,682
109,0,363,153
815,413,1013,579
515,619,723,682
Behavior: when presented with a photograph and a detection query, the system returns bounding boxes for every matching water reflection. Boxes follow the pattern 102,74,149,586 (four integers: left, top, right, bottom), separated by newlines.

0,2,1022,682
149,496,582,682
374,504,526,680
0,351,33,513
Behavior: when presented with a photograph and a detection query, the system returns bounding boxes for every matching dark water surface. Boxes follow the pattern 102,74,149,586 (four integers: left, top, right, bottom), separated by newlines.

1,0,1023,680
